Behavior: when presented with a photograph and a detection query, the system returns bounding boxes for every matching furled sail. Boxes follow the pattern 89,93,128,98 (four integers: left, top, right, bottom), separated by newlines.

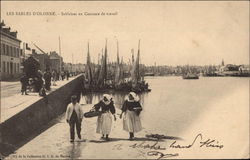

86,42,93,85
97,40,108,86
131,40,141,87
114,40,122,87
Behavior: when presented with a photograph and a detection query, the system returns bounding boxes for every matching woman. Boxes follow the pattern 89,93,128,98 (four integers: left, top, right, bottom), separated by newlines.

93,94,116,141
120,92,142,140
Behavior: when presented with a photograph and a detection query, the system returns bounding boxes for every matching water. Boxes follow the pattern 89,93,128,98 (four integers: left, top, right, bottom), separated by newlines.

8,76,249,159
80,76,249,136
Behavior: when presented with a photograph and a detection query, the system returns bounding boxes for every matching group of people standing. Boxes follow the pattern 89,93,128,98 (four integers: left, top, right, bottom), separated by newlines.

20,69,72,96
66,92,143,142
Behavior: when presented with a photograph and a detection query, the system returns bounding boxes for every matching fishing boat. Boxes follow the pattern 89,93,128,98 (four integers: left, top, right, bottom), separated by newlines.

182,73,199,79
129,40,151,92
83,42,93,91
82,39,151,93
144,73,155,76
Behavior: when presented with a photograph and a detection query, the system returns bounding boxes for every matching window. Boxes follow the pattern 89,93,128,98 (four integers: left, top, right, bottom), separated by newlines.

13,47,16,57
13,63,15,74
0,43,3,55
13,47,15,57
7,62,9,74
3,61,6,73
17,63,19,73
6,45,9,56
17,48,20,58
10,46,13,57
3,44,5,55
16,48,18,57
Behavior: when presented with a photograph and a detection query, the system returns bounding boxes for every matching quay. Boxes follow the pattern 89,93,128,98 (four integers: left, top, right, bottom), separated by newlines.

0,75,84,157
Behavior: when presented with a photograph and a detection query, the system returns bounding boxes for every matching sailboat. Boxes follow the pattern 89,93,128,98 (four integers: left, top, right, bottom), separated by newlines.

182,65,199,79
130,40,150,92
84,42,93,89
131,40,140,88
97,39,108,88
82,39,150,93
114,40,124,89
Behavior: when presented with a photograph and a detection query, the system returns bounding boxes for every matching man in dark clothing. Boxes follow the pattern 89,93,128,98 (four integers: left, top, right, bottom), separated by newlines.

34,77,43,92
66,71,70,80
61,71,65,81
44,70,52,91
20,74,29,95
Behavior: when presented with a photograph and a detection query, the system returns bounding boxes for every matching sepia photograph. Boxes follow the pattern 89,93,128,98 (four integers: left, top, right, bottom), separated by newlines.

0,0,249,159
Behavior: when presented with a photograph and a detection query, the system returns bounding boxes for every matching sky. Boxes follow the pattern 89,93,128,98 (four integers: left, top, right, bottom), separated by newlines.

1,1,249,66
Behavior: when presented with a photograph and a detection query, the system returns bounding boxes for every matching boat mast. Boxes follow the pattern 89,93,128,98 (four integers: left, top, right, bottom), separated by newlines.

104,39,107,85
115,39,121,86
59,36,62,73
137,39,141,82
86,41,93,84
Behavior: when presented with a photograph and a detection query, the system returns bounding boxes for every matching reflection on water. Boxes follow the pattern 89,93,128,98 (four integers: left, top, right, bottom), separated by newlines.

80,76,249,135
68,142,81,160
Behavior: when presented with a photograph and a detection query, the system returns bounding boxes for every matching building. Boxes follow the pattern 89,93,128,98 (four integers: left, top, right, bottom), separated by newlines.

20,42,32,73
49,51,63,73
239,65,250,74
63,62,73,73
63,62,85,73
31,48,50,72
74,63,85,73
0,21,22,80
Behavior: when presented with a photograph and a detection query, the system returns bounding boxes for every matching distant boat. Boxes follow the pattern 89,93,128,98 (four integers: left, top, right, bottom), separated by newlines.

182,73,199,79
144,73,155,76
203,73,218,77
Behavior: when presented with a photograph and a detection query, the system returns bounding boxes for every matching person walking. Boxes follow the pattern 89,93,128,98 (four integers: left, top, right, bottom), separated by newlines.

20,73,29,95
52,70,57,86
44,69,52,91
66,71,70,80
93,94,116,141
66,95,82,142
120,92,142,140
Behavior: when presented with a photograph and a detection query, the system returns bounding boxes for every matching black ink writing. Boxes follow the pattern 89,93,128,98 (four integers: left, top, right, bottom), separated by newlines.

130,141,166,150
147,151,179,159
170,133,223,149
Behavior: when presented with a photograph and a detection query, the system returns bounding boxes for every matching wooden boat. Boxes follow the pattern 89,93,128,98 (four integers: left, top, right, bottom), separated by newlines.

82,39,151,93
182,73,199,79
144,73,155,76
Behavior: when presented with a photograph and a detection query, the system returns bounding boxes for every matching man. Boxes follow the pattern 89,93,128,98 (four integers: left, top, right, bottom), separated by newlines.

52,70,57,86
66,71,70,80
20,74,29,95
65,95,82,142
44,70,52,91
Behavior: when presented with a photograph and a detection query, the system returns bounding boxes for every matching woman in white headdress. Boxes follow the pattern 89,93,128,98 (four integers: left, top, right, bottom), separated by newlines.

120,92,142,140
93,94,116,141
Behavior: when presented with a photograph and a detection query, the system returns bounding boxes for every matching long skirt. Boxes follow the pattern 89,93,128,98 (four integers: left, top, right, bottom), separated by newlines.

123,110,142,133
96,112,112,135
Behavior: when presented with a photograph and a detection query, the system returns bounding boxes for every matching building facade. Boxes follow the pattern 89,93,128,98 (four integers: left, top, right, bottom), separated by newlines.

31,49,50,72
0,21,22,80
49,51,63,73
